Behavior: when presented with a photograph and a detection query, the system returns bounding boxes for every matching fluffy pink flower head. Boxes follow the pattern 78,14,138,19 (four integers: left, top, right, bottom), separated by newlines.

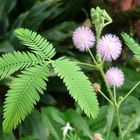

72,26,95,52
97,34,122,61
105,67,124,88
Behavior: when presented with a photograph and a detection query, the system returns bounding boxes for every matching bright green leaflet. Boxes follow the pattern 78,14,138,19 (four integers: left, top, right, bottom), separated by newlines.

122,33,140,61
0,51,43,79
15,28,56,60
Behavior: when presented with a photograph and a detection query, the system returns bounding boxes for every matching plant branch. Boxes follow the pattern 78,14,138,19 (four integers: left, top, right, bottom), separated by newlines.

88,48,97,64
99,68,114,103
113,87,117,106
122,119,135,138
119,80,140,105
116,106,124,140
75,61,98,69
99,90,114,106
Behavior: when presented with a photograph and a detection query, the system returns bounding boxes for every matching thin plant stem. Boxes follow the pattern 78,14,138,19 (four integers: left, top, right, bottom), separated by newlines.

75,61,98,69
99,68,124,139
113,87,123,139
119,80,140,105
99,90,114,106
96,28,102,44
116,106,124,140
122,119,135,137
99,68,114,103
88,48,97,64
113,87,117,105
94,22,123,140
103,20,112,28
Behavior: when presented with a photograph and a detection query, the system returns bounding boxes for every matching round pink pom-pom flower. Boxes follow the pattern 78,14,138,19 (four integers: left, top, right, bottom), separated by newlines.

97,34,122,61
105,67,124,88
72,26,95,52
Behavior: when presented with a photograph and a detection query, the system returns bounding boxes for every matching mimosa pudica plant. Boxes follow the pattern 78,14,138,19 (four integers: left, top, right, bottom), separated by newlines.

1,7,140,140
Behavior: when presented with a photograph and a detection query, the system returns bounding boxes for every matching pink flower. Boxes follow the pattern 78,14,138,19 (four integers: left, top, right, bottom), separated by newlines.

105,67,124,88
72,26,95,52
97,34,122,61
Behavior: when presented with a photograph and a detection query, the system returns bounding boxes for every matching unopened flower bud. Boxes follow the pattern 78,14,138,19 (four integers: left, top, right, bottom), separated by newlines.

93,83,101,92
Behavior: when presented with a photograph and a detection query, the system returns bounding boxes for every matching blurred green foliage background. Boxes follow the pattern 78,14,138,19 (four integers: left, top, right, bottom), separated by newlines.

1,0,140,139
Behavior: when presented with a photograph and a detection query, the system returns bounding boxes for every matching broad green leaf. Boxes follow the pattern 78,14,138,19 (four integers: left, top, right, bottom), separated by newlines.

0,121,16,140
65,109,93,139
41,107,63,140
0,0,17,14
22,110,47,140
0,41,14,53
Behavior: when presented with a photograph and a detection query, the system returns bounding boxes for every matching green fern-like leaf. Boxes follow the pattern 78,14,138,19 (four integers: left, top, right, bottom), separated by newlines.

121,33,140,61
15,28,56,60
3,64,49,132
52,57,99,118
0,51,43,79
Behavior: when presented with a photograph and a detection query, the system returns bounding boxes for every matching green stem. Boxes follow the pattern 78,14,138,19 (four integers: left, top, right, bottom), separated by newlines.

122,119,135,137
98,68,124,139
99,90,114,106
96,28,101,44
119,80,140,105
116,105,124,140
113,87,123,139
89,22,124,140
123,119,136,137
103,20,112,28
75,61,98,69
113,87,117,105
99,68,114,103
88,48,97,64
